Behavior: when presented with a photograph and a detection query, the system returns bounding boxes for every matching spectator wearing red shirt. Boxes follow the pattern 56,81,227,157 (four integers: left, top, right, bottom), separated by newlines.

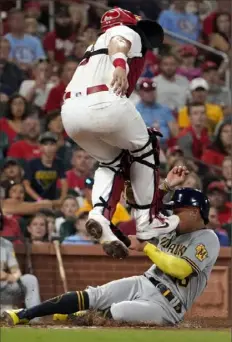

43,8,75,64
201,119,232,168
203,0,229,36
0,206,22,245
0,94,28,144
7,116,41,161
177,103,210,160
66,147,93,194
44,57,78,113
206,181,232,226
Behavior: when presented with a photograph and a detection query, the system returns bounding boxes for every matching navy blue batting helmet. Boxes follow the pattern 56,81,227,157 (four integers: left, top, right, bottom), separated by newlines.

170,188,210,224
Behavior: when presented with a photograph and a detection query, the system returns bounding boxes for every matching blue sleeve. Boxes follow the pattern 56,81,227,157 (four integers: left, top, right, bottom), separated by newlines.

34,37,46,60
164,107,175,122
158,11,170,30
4,35,13,58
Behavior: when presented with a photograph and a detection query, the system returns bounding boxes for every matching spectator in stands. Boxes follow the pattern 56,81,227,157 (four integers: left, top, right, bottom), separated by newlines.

44,57,78,113
202,61,230,107
25,17,38,37
209,12,231,66
0,94,28,144
5,9,45,72
166,145,184,170
154,54,189,111
0,38,24,97
178,78,223,134
207,207,229,246
43,8,75,64
1,181,53,218
38,208,56,242
201,119,232,168
82,27,98,46
207,181,232,226
0,237,41,312
45,111,72,170
7,116,41,161
68,3,87,36
27,213,48,243
158,0,201,45
66,147,93,195
222,156,232,198
0,211,22,245
56,195,79,238
19,60,54,111
70,38,88,63
23,132,68,207
136,79,179,145
62,211,94,245
176,45,201,81
0,158,23,183
202,0,229,35
177,103,210,159
76,177,131,227
24,1,47,37
181,171,202,190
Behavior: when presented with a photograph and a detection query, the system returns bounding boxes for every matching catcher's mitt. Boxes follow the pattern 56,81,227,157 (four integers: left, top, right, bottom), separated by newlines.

123,181,136,205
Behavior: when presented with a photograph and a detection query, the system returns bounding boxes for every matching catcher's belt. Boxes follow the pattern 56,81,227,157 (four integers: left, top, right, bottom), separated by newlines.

144,274,182,314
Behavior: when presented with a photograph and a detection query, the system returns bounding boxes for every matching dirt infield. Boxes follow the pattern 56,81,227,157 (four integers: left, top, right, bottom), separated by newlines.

1,310,231,330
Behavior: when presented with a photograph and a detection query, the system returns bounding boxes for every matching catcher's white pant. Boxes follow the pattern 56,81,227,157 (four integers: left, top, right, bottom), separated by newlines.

61,91,179,240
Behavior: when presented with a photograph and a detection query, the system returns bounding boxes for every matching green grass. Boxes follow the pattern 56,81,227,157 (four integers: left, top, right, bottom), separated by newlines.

1,328,230,342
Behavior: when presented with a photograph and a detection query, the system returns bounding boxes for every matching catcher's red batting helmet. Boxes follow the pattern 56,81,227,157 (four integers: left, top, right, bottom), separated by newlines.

101,7,139,32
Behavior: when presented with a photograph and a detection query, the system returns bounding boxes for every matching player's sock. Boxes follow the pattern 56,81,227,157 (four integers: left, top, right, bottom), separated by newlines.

18,291,89,321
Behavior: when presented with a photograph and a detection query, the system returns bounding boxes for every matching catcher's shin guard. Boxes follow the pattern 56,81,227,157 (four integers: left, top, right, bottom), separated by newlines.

128,128,162,222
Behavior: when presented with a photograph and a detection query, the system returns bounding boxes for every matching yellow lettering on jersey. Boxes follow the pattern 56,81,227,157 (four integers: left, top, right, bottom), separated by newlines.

167,243,187,257
195,244,208,262
160,237,172,248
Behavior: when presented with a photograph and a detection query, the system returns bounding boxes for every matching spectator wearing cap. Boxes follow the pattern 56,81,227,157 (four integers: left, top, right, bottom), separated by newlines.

76,177,131,227
62,211,94,245
19,60,55,111
158,0,201,45
176,45,201,81
136,79,179,145
23,132,68,207
0,94,28,144
7,116,41,162
44,58,78,113
177,102,210,160
154,54,189,111
43,8,76,64
24,1,47,37
202,61,230,107
207,207,229,247
0,38,25,97
201,119,232,168
4,9,45,72
206,181,232,226
66,147,93,194
45,111,73,170
178,77,223,135
0,158,23,183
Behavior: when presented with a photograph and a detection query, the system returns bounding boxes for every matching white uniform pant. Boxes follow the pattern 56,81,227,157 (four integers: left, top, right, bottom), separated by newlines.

61,91,157,234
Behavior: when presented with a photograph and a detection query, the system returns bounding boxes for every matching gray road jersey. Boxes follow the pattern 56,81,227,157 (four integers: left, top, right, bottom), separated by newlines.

145,229,220,312
0,237,19,289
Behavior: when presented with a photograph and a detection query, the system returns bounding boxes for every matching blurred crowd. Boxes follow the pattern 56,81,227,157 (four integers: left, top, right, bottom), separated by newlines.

0,0,231,260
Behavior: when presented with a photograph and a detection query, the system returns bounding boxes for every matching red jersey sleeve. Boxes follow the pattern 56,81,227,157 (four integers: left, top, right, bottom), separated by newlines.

43,31,56,52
